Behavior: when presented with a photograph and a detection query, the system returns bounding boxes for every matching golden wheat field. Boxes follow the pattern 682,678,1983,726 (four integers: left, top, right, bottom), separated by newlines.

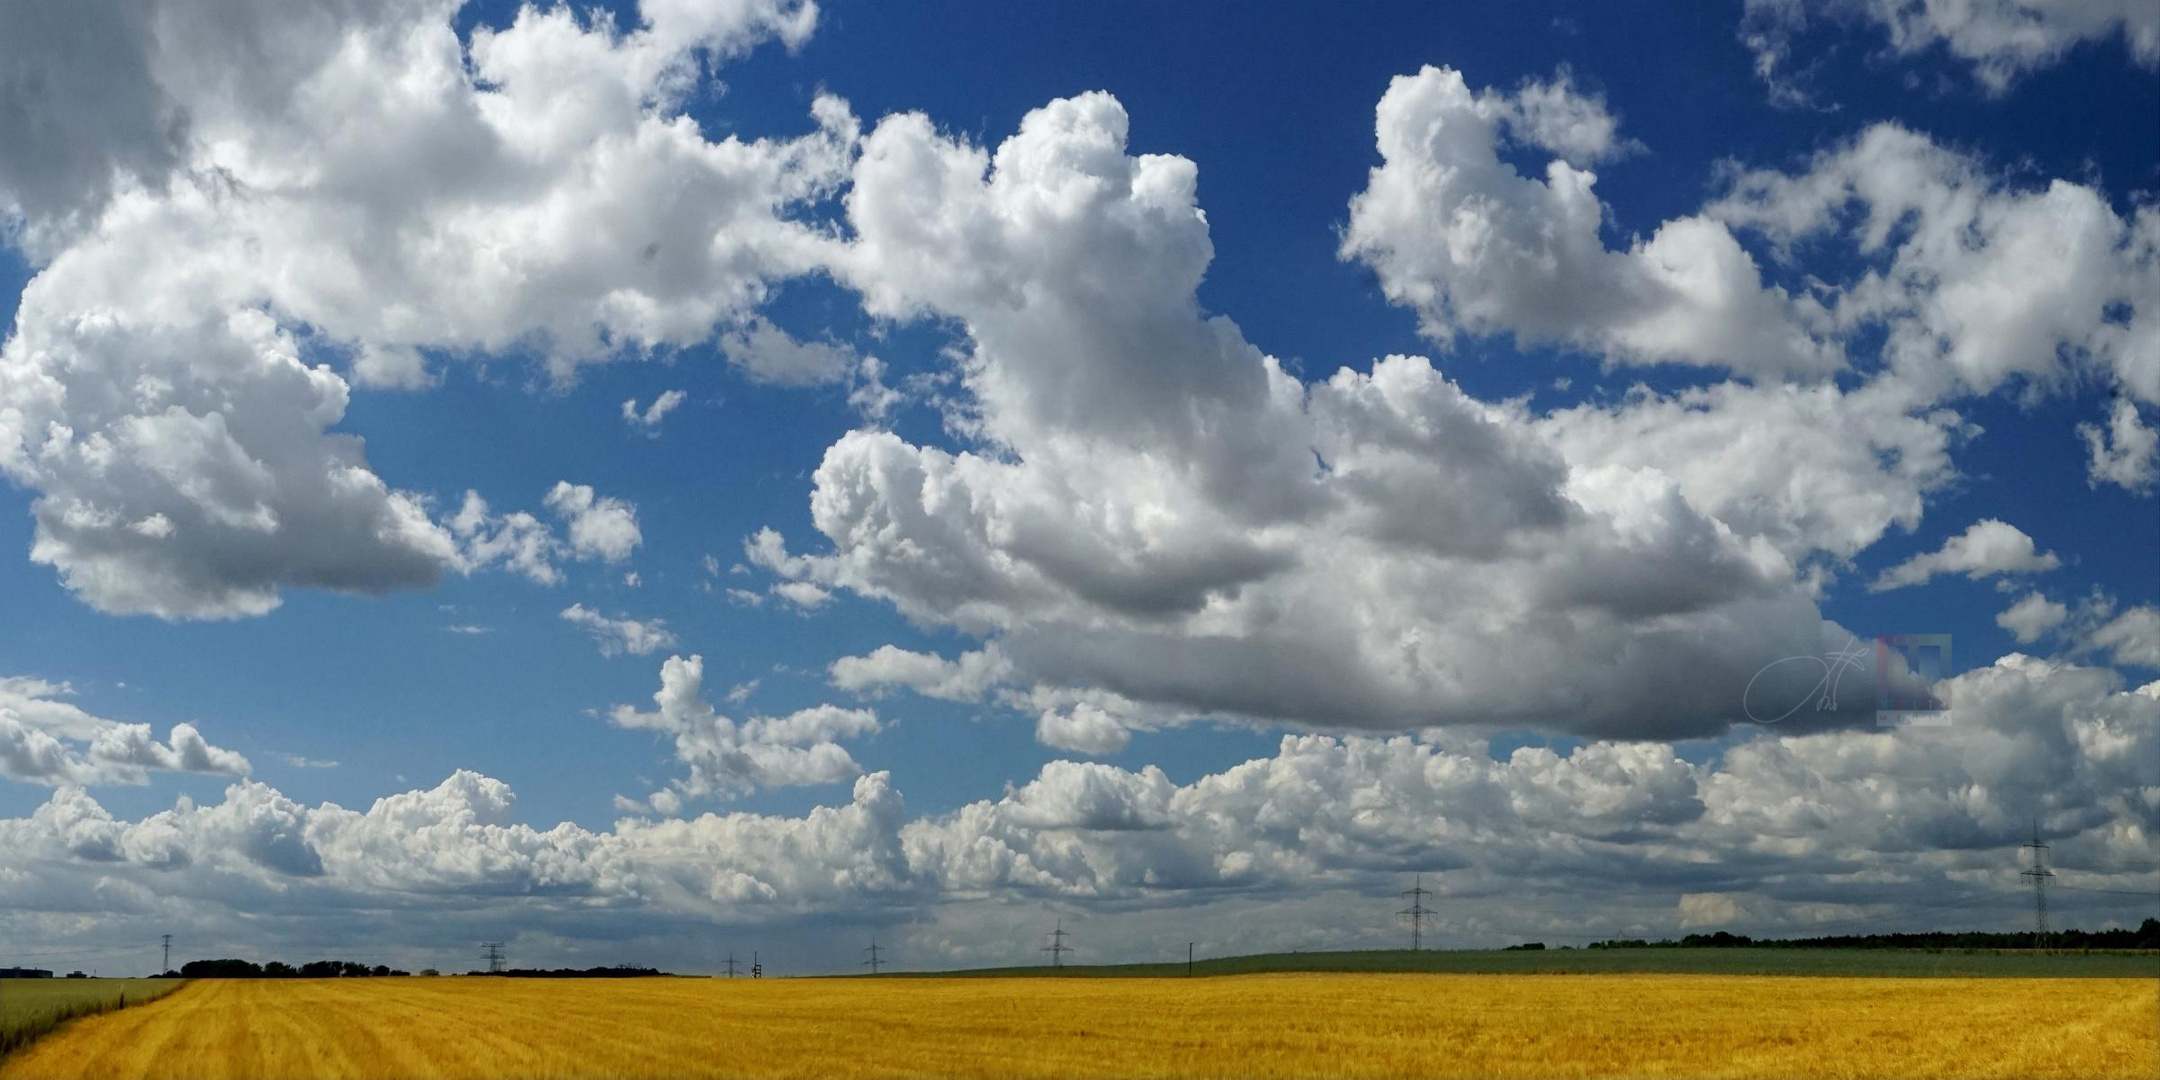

1,973,2153,1080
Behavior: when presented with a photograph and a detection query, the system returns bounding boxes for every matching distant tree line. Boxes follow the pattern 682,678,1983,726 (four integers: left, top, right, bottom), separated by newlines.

164,959,670,978
462,965,668,978
1584,920,2160,951
176,959,411,978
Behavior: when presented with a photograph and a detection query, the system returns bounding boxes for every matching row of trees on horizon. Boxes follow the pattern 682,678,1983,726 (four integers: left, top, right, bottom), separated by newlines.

1581,920,2160,951
170,959,670,979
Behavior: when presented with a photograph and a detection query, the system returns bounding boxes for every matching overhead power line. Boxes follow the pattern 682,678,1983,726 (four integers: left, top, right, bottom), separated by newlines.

2021,824,2054,946
1399,875,1437,951
1040,919,1073,968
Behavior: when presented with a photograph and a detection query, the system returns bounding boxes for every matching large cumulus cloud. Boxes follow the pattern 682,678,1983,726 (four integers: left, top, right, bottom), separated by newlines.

0,0,847,617
1340,66,1839,379
757,85,1866,747
781,65,2154,752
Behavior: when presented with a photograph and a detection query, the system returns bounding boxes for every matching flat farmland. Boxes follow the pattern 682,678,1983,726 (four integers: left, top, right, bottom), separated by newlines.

2,974,2154,1080
0,981,183,1058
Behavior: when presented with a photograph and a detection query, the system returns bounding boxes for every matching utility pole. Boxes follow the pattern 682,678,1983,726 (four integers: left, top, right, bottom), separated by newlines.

2020,823,2054,948
1399,874,1436,951
1187,942,1193,977
751,951,761,979
863,938,884,975
723,954,738,978
1040,919,1072,968
480,942,506,974
161,934,172,974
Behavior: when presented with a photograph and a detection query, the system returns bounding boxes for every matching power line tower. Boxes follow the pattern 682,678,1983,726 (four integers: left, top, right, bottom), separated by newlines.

2020,823,2054,948
161,934,172,974
723,953,739,978
1399,874,1436,951
1040,919,1073,968
479,942,506,974
862,938,884,975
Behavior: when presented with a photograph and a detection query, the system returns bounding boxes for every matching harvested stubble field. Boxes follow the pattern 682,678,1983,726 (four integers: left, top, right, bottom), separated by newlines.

1,973,2153,1080
0,980,183,1057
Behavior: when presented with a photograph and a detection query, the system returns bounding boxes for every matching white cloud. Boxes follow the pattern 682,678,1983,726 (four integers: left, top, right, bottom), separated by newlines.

0,0,848,619
724,679,759,707
2080,398,2158,494
2,309,462,619
1340,66,1838,380
0,676,248,786
544,482,643,564
1539,379,1963,564
1,653,2152,966
757,88,1851,743
715,318,903,419
560,603,678,657
1711,124,2160,407
769,580,833,609
449,491,563,585
829,645,1010,702
609,654,880,804
1032,698,1137,755
2085,605,2160,669
1741,0,2160,100
622,390,687,432
1869,519,2061,592
719,318,860,386
1001,684,1179,757
1997,593,2069,644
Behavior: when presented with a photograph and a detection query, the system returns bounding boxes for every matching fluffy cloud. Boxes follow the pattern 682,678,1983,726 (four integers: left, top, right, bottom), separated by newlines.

719,318,861,386
1340,66,1837,379
758,86,1866,744
1870,519,2061,592
0,0,847,619
609,655,880,806
828,645,1011,703
441,482,642,585
3,653,2150,967
1998,592,2069,644
2084,605,2160,669
544,482,643,564
2080,398,2158,494
1742,0,2160,101
559,604,677,657
448,491,563,585
1538,379,1962,564
1711,124,2160,407
0,676,248,786
2,308,462,619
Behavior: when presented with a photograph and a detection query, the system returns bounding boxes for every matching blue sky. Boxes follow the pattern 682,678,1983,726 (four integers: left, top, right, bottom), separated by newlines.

1,0,2156,975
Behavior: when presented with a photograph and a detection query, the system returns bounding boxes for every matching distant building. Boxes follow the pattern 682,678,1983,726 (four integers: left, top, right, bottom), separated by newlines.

0,967,55,978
